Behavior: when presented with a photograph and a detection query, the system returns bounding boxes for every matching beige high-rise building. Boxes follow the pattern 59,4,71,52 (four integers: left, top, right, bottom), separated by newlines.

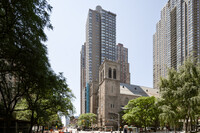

81,6,117,114
116,43,130,84
153,0,200,89
80,43,86,114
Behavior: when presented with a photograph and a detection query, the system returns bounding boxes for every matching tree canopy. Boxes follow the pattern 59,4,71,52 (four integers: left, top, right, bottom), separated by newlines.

78,113,97,129
122,96,159,132
0,0,75,132
159,57,200,133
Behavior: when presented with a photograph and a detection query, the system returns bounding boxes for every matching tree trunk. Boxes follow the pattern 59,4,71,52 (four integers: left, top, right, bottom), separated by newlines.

185,117,189,133
196,117,198,132
5,111,12,133
154,120,157,132
29,111,35,133
36,124,39,133
174,124,176,133
144,125,147,133
190,117,193,132
5,118,11,133
42,126,44,133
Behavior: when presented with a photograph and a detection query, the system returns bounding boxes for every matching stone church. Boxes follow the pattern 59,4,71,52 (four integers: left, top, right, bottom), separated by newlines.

89,60,159,128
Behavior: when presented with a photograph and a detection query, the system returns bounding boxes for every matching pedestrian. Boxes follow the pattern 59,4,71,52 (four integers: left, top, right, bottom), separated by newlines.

123,125,128,133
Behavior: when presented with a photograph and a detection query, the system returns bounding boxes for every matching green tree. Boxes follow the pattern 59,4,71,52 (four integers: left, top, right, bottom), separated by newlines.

78,113,97,129
122,96,159,133
47,114,63,129
0,0,53,132
159,57,200,133
15,72,74,133
0,0,76,132
159,68,181,132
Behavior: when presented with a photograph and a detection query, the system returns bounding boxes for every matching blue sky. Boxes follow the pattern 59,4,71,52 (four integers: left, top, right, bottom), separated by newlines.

45,0,168,116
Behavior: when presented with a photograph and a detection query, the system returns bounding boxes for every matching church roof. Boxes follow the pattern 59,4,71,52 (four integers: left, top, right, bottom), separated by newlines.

120,83,159,97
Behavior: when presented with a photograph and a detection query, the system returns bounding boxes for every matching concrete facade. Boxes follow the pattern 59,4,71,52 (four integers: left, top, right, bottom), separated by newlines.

90,81,99,114
98,60,120,128
80,6,131,114
116,43,130,84
95,60,159,129
153,0,200,89
80,44,86,114
81,6,117,114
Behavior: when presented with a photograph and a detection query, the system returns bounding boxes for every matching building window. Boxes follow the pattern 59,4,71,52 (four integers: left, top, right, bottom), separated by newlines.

109,68,112,78
113,69,116,79
111,104,114,108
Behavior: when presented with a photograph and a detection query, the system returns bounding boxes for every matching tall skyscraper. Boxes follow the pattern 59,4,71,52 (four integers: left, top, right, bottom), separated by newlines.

86,6,116,84
116,43,130,84
81,6,117,114
80,43,86,114
153,0,200,89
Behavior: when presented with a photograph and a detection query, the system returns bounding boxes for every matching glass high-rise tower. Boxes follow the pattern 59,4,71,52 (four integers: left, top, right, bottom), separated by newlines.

153,0,200,89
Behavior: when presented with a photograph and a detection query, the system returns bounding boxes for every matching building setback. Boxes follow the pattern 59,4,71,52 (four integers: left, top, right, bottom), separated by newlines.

153,0,200,89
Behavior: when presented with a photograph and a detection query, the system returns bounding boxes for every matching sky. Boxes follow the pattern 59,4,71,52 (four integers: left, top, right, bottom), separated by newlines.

45,0,168,116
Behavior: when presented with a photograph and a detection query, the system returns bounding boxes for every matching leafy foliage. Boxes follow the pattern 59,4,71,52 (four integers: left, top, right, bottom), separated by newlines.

0,0,75,132
0,0,52,120
78,113,97,129
14,71,75,132
122,96,160,132
159,57,200,132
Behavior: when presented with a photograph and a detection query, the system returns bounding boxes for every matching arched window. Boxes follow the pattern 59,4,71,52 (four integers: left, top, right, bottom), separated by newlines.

113,69,116,79
108,68,112,78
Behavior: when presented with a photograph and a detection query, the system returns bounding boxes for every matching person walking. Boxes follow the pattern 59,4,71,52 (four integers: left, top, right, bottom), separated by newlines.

123,125,128,133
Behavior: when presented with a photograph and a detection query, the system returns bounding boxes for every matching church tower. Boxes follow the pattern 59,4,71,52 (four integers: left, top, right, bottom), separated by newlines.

98,60,120,128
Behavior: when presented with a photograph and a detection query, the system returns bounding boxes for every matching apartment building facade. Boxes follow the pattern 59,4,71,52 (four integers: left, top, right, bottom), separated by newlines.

153,0,200,89
81,6,117,114
116,43,130,84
